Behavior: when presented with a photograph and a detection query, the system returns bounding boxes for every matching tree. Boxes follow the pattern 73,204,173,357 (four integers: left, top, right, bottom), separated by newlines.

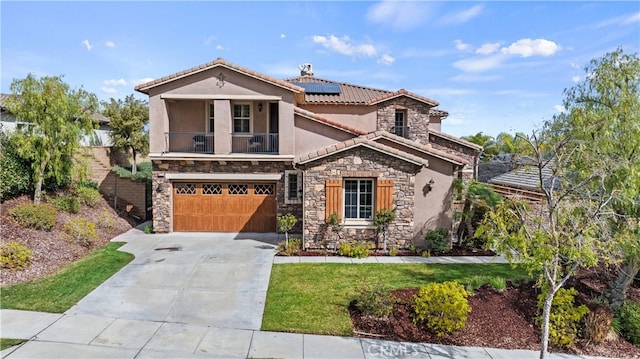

550,48,640,307
494,131,533,162
102,94,149,174
454,180,500,247
461,132,497,159
5,74,98,204
476,127,617,359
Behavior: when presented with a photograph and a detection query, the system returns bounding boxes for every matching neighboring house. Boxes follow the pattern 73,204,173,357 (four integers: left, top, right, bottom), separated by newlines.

135,58,481,248
488,162,554,202
0,93,112,146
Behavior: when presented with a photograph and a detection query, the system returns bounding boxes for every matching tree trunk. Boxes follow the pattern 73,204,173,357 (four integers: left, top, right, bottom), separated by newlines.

131,148,137,174
33,163,47,204
609,261,640,307
457,198,472,243
539,288,554,359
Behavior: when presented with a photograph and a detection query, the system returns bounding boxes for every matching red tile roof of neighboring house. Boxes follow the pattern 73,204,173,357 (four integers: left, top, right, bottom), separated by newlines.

296,135,430,167
429,128,483,151
365,131,468,166
135,58,305,94
294,107,368,136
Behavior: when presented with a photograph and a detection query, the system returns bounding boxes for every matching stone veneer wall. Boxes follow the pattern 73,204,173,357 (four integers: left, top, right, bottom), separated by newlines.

151,160,302,233
376,98,432,144
298,147,420,249
428,134,478,183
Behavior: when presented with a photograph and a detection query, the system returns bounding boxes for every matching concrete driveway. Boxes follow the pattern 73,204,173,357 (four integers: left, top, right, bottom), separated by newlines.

67,231,279,330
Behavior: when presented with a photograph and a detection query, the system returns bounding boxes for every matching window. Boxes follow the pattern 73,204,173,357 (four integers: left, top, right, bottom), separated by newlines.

285,170,303,204
344,179,373,220
208,103,215,133
233,104,251,133
394,110,407,138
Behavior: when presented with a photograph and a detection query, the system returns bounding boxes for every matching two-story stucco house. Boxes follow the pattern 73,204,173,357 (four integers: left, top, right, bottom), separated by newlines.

135,58,481,249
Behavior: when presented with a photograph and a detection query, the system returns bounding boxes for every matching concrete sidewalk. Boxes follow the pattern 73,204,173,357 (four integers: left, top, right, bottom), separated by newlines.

0,228,608,359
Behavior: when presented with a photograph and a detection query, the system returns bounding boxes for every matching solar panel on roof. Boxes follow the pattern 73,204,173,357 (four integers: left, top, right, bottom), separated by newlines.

291,82,341,95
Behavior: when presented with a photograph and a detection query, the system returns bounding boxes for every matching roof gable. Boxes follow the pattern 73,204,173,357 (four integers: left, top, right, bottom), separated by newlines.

296,136,429,167
367,89,439,107
135,58,305,95
366,131,467,166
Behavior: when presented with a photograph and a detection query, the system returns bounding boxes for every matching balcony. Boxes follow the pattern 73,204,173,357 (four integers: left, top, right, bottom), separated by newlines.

232,133,279,154
164,132,214,153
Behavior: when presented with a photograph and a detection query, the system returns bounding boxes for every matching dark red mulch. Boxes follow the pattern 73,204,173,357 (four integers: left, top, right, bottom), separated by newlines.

349,282,640,359
276,246,496,257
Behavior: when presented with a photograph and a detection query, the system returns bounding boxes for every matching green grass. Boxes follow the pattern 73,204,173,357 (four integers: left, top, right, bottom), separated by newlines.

1,339,26,350
262,263,530,336
0,242,133,313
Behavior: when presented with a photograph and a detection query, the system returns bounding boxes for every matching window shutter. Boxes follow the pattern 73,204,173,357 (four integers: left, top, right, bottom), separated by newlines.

325,179,342,221
376,179,394,211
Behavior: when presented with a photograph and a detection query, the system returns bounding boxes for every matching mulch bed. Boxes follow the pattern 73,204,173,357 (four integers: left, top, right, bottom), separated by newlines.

1,195,138,286
277,246,497,257
349,280,640,358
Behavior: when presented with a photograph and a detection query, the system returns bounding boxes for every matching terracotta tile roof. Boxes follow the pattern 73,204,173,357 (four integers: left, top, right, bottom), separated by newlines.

429,128,483,151
365,131,468,165
296,136,429,167
135,58,305,94
429,109,448,117
367,89,439,107
294,107,367,136
285,76,389,105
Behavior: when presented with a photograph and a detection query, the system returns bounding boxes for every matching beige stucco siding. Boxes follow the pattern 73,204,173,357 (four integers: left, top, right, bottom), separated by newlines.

297,104,377,132
294,116,356,156
167,100,205,132
413,157,456,244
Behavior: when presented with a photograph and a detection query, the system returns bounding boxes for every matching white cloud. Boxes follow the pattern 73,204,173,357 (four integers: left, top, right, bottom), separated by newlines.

440,5,483,25
133,78,154,85
378,54,395,65
623,12,640,24
82,39,92,51
105,41,115,48
595,12,640,28
553,104,565,113
570,62,581,69
572,75,581,83
500,38,561,57
453,39,471,51
476,42,501,55
453,54,505,73
312,35,377,57
204,36,216,45
280,33,286,39
366,1,431,31
216,45,224,50
103,79,128,86
101,87,117,94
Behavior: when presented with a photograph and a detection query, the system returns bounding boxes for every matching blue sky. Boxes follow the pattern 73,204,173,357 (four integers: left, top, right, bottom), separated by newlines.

2,1,638,138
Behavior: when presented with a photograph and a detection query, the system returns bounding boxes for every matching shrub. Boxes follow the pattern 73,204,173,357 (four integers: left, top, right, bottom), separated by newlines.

277,237,302,256
536,287,589,348
614,300,640,346
0,241,33,270
144,224,153,234
584,305,612,344
76,180,99,190
338,241,370,258
464,275,487,293
352,283,396,318
0,132,31,201
74,186,101,207
487,276,507,292
63,217,98,247
9,203,58,231
389,246,399,256
96,210,116,232
52,196,80,214
413,281,471,337
424,228,449,254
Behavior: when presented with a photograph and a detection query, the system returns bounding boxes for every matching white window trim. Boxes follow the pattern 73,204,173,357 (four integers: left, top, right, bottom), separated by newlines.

343,178,374,225
285,170,303,204
232,102,252,134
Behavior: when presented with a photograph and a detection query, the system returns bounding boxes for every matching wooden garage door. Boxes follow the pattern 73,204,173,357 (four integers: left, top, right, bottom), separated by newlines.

173,183,276,232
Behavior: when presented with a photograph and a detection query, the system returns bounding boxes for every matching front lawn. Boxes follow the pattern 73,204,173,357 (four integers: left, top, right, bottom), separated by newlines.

262,263,530,336
0,242,133,313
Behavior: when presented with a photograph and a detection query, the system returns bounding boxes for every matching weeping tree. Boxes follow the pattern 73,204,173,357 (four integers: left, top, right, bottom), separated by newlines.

5,74,98,204
476,127,619,359
549,48,640,307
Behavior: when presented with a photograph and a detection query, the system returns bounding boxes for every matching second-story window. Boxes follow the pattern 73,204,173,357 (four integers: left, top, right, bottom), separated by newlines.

395,110,407,138
208,103,215,132
233,103,251,133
